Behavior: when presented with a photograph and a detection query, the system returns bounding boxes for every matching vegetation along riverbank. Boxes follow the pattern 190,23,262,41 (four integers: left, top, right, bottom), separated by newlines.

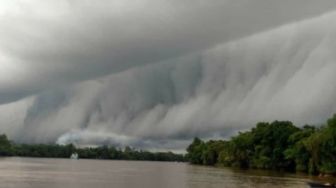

0,135,185,162
186,114,336,177
1,114,336,177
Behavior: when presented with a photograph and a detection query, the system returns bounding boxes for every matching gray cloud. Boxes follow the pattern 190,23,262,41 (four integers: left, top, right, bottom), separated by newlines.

0,1,336,150
1,0,336,103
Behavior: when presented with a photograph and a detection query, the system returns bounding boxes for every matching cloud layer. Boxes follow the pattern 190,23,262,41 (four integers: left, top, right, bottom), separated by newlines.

1,0,336,103
0,1,336,150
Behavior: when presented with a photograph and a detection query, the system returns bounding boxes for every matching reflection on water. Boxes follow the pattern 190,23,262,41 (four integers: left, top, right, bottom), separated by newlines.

0,157,326,188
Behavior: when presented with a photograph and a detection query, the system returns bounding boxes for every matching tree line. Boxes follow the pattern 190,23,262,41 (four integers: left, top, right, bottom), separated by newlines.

186,114,336,175
0,135,185,162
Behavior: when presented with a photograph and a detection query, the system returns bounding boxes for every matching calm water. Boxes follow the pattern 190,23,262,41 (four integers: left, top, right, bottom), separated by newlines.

0,157,327,188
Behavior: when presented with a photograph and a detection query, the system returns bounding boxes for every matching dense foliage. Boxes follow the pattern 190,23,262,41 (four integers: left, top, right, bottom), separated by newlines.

0,136,185,162
187,115,336,175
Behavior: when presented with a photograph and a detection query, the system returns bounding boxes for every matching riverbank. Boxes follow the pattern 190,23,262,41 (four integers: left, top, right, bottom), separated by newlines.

0,134,186,162
186,114,336,176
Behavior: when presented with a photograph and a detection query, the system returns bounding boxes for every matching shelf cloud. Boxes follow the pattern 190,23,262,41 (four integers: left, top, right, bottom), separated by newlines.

0,0,336,150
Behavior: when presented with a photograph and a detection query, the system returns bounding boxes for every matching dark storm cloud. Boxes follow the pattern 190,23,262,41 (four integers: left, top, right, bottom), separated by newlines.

0,0,336,103
45,13,336,149
0,0,336,150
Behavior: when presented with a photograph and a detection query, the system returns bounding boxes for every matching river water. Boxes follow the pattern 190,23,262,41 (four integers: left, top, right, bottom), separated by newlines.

0,157,327,188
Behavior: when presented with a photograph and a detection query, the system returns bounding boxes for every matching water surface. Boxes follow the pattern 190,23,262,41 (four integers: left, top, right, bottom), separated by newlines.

0,157,326,188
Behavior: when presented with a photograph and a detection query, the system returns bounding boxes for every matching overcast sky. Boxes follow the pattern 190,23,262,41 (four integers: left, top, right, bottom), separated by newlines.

1,0,336,151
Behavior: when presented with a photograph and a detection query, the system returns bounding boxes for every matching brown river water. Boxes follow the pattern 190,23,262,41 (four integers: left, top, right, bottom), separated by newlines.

0,157,330,188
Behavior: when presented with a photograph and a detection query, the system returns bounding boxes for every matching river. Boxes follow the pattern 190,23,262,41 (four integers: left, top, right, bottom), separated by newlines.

0,157,328,188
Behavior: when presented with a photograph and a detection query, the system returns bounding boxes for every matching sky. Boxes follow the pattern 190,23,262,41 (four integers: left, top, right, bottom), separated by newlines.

1,0,336,151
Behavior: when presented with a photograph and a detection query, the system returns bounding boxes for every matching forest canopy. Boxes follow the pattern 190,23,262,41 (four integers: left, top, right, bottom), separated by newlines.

186,114,336,175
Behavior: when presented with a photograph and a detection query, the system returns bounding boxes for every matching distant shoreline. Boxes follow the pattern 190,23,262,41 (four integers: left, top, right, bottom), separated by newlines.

0,156,187,163
0,135,186,162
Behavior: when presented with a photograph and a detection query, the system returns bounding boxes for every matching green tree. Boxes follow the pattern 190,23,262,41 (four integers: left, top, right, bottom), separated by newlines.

0,134,12,156
187,137,205,164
